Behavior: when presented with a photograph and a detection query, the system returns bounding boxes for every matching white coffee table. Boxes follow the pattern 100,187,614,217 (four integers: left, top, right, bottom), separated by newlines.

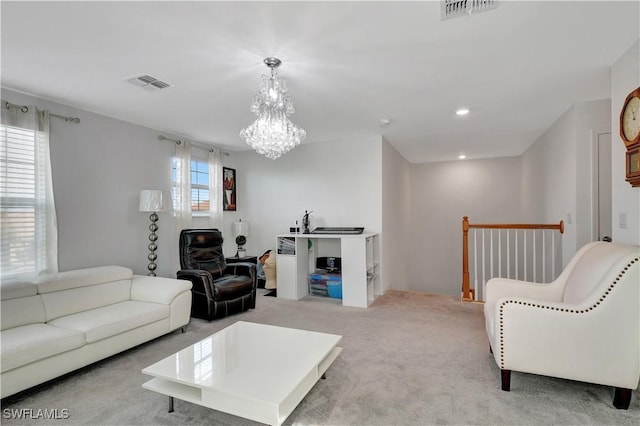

142,321,342,426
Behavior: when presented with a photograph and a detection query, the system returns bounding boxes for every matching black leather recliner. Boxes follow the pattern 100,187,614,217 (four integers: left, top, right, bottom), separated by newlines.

177,229,257,320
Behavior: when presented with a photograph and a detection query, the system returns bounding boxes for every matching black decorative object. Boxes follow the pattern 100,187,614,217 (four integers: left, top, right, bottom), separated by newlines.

302,210,313,234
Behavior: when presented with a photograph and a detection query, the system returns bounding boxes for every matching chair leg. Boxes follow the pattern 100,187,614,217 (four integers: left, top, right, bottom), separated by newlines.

501,369,511,391
613,387,631,409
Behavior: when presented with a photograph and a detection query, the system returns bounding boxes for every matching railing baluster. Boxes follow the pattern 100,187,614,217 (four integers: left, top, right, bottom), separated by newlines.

533,229,537,282
542,230,547,283
552,231,556,280
490,229,494,281
515,230,519,280
498,229,502,278
507,229,510,278
524,230,528,281
482,229,486,298
473,229,478,301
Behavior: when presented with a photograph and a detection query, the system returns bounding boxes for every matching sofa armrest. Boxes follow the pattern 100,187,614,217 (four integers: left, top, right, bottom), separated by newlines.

493,292,639,388
131,275,192,305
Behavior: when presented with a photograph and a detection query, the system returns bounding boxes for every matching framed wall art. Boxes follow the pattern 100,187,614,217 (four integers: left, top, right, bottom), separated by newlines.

223,167,236,211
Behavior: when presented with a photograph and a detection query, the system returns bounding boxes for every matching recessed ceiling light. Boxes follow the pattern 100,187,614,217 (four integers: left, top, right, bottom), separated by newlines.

458,154,467,160
456,108,470,116
379,119,391,127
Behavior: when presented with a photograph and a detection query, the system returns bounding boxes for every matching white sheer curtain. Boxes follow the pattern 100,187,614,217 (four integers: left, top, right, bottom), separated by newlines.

1,103,58,282
174,140,192,231
208,148,223,230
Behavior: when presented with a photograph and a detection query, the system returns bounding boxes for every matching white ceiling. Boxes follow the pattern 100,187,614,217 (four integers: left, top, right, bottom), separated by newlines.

2,1,638,163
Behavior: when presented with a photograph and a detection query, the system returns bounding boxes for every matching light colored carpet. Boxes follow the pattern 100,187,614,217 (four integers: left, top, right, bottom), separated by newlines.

1,289,638,425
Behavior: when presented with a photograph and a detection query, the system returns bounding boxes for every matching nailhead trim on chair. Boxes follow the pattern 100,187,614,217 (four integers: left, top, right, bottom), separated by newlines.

497,257,639,368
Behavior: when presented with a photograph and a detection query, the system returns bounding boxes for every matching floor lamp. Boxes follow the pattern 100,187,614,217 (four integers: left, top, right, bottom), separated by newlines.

139,190,171,276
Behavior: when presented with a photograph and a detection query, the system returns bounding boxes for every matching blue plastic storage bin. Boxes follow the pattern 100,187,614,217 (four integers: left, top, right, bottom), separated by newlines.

308,271,342,298
326,280,342,299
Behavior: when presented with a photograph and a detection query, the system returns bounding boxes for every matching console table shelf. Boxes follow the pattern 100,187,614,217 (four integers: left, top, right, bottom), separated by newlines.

276,233,380,308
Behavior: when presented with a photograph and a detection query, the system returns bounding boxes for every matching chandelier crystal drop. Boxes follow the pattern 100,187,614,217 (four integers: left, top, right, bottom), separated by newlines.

240,57,306,160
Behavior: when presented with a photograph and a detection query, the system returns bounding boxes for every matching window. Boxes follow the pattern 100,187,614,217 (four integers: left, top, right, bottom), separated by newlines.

172,157,210,214
1,125,41,278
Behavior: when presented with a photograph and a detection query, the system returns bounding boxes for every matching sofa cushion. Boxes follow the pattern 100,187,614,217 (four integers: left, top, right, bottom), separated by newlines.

37,266,133,294
48,301,170,344
1,295,46,331
40,279,132,322
1,324,85,373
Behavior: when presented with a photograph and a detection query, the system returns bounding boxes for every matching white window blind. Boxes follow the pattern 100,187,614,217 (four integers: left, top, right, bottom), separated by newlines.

0,112,56,281
1,124,39,278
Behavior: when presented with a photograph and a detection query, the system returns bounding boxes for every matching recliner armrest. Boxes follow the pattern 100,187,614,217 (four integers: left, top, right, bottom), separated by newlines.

224,263,257,287
177,269,216,300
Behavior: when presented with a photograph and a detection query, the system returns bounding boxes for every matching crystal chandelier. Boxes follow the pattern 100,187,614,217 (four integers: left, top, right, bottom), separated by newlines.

240,57,306,160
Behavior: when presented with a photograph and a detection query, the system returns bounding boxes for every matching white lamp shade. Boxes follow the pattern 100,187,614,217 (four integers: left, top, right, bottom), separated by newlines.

139,190,171,212
232,220,250,238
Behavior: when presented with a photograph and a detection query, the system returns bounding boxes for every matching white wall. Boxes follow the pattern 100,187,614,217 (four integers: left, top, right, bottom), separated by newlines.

575,99,611,249
409,157,523,296
381,138,411,291
522,98,621,265
611,40,640,245
520,133,545,223
219,136,384,264
524,105,577,265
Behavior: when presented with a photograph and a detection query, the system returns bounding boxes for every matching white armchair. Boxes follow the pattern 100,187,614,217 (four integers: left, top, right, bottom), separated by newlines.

484,241,640,409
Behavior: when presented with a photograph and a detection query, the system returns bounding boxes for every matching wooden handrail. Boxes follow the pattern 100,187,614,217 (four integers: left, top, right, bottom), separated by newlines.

461,216,564,301
466,222,565,233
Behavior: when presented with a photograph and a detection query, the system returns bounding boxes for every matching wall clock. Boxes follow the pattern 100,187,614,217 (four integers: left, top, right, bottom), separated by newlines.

620,87,640,187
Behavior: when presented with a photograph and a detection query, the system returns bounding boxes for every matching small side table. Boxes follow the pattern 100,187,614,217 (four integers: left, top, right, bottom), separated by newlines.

226,255,257,264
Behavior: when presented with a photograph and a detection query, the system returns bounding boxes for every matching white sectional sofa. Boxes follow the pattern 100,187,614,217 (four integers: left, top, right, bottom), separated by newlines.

1,266,192,398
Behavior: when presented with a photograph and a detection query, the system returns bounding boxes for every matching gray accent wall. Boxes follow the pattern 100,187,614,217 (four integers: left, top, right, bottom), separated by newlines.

1,88,179,278
408,157,523,296
381,138,411,291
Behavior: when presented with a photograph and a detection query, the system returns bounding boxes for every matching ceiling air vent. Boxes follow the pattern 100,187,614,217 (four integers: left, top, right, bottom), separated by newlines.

441,0,498,20
125,74,173,91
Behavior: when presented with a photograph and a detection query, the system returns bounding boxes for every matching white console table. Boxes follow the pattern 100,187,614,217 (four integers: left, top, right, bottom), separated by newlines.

276,233,380,308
